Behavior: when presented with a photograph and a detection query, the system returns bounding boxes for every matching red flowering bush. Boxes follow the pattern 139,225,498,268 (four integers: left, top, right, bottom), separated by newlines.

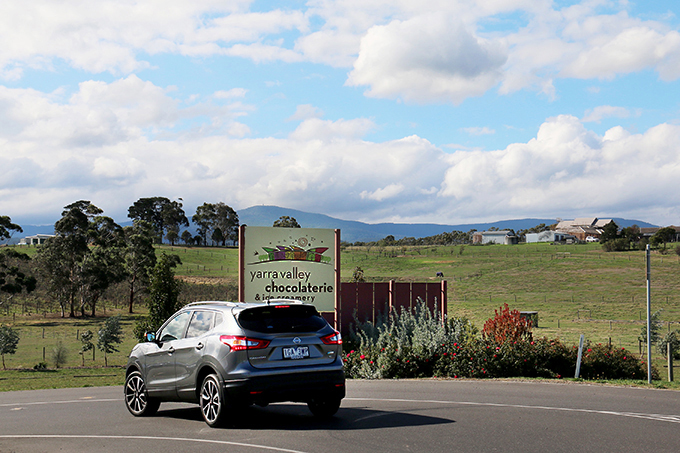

578,343,658,380
482,303,532,344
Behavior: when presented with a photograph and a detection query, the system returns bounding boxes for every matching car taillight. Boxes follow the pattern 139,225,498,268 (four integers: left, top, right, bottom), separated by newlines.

220,335,270,351
321,331,342,345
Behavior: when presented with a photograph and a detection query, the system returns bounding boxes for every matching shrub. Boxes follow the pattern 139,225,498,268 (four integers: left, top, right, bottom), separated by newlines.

658,330,680,360
578,343,658,380
51,340,68,368
602,238,630,252
98,315,123,367
346,299,477,379
0,325,20,370
482,304,532,344
345,302,659,381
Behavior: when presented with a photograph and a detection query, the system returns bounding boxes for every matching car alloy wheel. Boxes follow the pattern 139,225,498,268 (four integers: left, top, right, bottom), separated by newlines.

124,371,160,416
200,374,226,427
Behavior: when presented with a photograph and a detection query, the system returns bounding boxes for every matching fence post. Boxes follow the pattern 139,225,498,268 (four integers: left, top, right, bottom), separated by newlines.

669,343,674,382
389,280,395,313
575,334,585,378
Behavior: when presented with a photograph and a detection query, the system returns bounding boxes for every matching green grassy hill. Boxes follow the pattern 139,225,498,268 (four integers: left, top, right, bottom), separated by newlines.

2,241,678,388
163,242,679,350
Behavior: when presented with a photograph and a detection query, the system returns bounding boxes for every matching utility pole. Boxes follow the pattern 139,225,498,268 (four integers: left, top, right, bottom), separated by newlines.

646,244,652,384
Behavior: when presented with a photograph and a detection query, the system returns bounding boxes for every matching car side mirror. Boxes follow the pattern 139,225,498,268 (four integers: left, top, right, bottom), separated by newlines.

145,331,157,342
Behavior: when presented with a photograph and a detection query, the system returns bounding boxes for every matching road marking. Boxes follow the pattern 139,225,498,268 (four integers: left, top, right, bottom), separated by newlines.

0,398,118,407
0,435,308,453
346,397,680,424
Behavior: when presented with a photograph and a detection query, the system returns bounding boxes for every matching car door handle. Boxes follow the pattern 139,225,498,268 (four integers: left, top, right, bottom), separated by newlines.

167,347,175,354
196,343,204,350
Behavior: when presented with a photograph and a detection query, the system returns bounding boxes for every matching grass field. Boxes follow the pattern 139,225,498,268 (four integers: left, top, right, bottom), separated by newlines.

2,241,679,389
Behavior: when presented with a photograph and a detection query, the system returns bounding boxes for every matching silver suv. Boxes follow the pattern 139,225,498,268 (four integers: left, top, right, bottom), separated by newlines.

124,300,345,427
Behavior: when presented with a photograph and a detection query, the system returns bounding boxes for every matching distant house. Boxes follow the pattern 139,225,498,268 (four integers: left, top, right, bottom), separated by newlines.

473,230,518,245
554,217,611,241
640,226,680,241
19,234,54,245
525,231,576,243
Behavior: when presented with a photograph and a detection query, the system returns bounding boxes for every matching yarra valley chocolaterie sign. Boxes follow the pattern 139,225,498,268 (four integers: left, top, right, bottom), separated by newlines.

239,226,339,312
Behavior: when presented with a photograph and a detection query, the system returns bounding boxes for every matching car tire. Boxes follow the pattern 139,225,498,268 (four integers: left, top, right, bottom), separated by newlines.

200,373,228,427
124,371,160,416
307,396,341,418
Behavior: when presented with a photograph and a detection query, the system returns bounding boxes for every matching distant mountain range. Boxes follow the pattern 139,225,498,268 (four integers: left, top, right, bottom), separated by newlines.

238,206,657,243
4,205,658,244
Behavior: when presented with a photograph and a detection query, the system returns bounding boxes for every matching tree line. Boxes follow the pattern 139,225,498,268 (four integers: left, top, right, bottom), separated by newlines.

1,198,305,320
0,197,243,319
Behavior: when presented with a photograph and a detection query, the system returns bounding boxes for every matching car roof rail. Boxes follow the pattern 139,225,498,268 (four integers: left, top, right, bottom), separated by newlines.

185,301,238,307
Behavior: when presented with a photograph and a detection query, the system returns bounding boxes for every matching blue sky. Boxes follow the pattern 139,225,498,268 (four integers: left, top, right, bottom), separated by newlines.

2,0,680,227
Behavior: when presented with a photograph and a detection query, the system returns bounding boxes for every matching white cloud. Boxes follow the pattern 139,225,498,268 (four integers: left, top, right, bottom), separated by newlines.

562,26,680,80
360,184,405,201
347,14,507,104
3,75,680,227
214,88,247,99
2,1,680,106
462,127,496,136
582,105,631,123
439,115,680,223
287,104,324,122
0,1,306,76
289,117,376,141
502,5,680,95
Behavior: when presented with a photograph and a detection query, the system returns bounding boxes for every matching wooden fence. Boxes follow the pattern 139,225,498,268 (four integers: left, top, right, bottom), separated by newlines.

323,281,447,338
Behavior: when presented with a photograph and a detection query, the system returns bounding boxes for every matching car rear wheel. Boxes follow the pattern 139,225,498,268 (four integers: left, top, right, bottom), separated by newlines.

200,374,228,427
124,371,160,416
308,396,341,418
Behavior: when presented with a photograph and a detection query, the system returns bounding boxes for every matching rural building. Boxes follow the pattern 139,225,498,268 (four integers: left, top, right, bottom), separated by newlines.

525,231,576,243
473,230,518,245
554,217,611,241
640,226,680,241
19,234,54,245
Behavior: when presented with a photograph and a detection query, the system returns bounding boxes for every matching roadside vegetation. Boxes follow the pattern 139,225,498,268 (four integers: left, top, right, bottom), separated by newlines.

1,207,679,390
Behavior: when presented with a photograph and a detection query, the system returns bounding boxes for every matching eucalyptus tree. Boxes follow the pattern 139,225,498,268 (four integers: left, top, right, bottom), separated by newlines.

651,226,677,249
78,216,126,317
123,220,157,313
192,202,240,246
128,197,188,244
181,230,193,245
133,253,182,340
1,248,37,313
38,201,125,317
0,215,22,243
192,202,216,246
273,216,300,228
214,202,239,245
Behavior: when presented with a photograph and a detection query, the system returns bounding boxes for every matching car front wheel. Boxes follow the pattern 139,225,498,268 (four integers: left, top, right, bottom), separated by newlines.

124,371,160,416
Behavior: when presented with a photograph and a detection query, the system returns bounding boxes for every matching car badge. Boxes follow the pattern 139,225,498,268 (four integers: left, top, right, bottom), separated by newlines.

293,337,301,344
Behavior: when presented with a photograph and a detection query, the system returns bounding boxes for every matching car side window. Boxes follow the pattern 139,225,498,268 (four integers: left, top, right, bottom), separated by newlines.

186,311,216,338
158,312,191,342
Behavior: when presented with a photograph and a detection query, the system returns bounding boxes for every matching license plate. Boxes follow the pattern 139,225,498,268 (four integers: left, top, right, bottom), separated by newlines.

283,346,309,360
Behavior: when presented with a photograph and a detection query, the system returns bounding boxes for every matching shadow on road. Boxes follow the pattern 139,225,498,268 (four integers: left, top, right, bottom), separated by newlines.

158,403,454,431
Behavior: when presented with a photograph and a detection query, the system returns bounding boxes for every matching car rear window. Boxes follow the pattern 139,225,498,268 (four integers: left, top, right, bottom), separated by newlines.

237,305,327,333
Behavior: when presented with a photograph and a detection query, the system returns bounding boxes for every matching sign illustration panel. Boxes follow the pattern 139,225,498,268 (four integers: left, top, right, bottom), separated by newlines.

241,226,337,312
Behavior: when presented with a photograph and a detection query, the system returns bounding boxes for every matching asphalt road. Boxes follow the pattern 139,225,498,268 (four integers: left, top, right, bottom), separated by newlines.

1,380,679,452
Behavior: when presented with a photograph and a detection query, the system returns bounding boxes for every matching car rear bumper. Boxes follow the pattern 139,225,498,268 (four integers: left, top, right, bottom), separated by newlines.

223,368,346,405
